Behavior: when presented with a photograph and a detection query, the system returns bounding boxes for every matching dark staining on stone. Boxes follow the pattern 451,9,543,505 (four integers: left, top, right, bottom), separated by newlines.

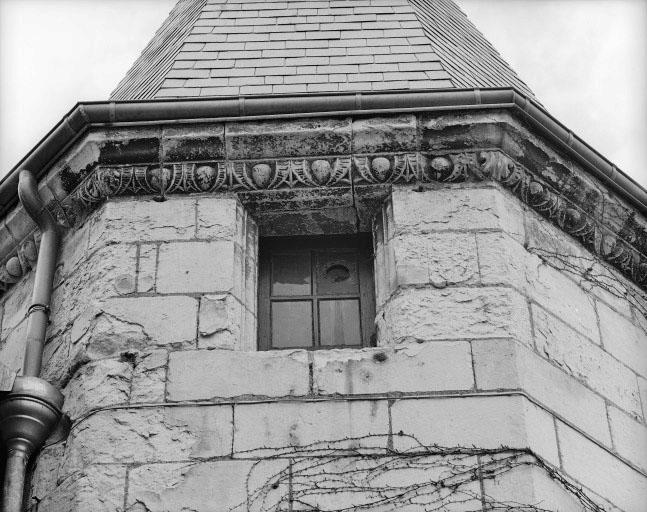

373,351,388,363
98,138,160,165
161,136,224,162
60,166,81,193
352,115,418,154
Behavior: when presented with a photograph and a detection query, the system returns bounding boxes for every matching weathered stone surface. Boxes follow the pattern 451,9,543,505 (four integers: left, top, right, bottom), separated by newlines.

161,124,225,161
598,302,647,377
233,400,389,455
478,232,601,343
126,460,287,512
88,197,196,250
101,295,198,347
532,304,643,419
378,287,532,345
557,421,647,512
1,271,34,331
167,349,309,401
472,338,611,446
130,350,168,403
391,395,560,467
639,376,647,420
390,186,525,241
62,405,233,477
157,241,236,294
226,118,352,159
0,319,27,376
30,444,65,503
49,243,137,339
313,342,473,395
55,220,90,285
197,196,239,240
352,115,418,154
481,456,593,511
62,358,131,419
607,405,647,473
33,465,126,512
390,232,479,287
136,243,157,293
198,293,246,349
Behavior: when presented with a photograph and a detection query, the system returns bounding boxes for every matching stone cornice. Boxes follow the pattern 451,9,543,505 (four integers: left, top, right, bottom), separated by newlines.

1,112,646,296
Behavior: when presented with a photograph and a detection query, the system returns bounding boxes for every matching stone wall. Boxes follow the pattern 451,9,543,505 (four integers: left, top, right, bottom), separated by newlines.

1,178,646,511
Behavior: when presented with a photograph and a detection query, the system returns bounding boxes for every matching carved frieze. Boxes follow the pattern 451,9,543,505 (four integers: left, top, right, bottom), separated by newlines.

1,149,646,294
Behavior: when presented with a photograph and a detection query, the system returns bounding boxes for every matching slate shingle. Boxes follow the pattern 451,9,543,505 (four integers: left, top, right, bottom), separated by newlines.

110,0,534,100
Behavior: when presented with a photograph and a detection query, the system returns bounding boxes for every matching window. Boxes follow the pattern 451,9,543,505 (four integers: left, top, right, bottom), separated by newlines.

258,234,375,350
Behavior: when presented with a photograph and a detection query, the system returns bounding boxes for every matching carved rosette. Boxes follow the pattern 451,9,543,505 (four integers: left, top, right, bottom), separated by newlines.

354,154,418,184
421,153,476,183
0,233,40,293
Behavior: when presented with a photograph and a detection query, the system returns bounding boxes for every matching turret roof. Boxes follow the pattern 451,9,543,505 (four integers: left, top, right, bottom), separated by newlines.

110,0,534,100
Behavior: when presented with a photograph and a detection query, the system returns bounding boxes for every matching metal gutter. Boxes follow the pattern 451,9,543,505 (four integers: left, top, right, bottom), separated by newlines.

0,87,645,217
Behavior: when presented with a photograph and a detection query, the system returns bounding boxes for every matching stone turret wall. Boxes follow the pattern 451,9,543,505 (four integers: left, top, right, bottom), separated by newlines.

1,112,647,511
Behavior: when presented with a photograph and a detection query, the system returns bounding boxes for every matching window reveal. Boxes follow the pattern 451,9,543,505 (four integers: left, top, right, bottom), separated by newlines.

258,235,375,350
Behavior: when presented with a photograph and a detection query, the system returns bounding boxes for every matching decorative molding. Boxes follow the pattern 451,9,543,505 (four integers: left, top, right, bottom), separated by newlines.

1,150,646,295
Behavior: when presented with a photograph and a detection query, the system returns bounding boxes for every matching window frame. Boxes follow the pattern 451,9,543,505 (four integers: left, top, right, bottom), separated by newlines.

258,234,375,351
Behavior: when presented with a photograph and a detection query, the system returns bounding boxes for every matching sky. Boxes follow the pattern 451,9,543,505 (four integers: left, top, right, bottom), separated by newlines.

0,0,645,187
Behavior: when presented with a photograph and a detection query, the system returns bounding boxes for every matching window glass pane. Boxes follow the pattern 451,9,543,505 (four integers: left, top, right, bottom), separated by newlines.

271,253,311,296
271,301,313,348
319,299,361,346
315,251,358,295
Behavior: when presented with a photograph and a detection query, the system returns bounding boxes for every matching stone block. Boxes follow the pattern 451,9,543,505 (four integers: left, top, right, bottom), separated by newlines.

390,232,479,287
126,460,288,512
352,114,418,153
62,358,132,419
62,405,233,477
157,241,236,294
55,219,90,284
30,444,64,503
136,243,157,293
378,286,532,346
226,117,352,159
478,232,600,343
198,293,249,349
389,186,525,241
532,304,643,419
233,400,389,455
608,405,647,473
391,395,560,467
1,271,34,331
472,338,611,446
196,196,240,240
167,349,309,401
130,350,168,403
557,421,647,512
481,454,591,511
161,124,225,161
0,319,27,376
100,295,198,347
639,376,647,419
32,465,126,512
598,301,647,377
49,243,137,340
313,341,473,395
87,197,196,250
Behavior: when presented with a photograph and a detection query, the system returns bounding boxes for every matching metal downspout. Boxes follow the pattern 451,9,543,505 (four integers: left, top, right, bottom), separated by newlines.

0,171,64,512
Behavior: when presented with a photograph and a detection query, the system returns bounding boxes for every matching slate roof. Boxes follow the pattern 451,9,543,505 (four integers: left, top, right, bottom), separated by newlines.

110,0,534,100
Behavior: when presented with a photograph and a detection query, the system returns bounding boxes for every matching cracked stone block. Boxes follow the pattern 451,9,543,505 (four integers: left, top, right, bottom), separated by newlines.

30,444,65,503
197,196,240,240
607,405,647,473
352,114,418,154
0,319,27,376
313,342,473,395
390,186,525,241
1,271,34,331
126,460,288,512
157,241,237,294
167,349,309,401
377,286,532,346
87,197,196,250
62,358,132,419
61,405,233,478
532,303,643,419
233,400,389,456
198,293,245,349
391,395,560,467
597,301,647,377
32,465,126,512
130,350,168,403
